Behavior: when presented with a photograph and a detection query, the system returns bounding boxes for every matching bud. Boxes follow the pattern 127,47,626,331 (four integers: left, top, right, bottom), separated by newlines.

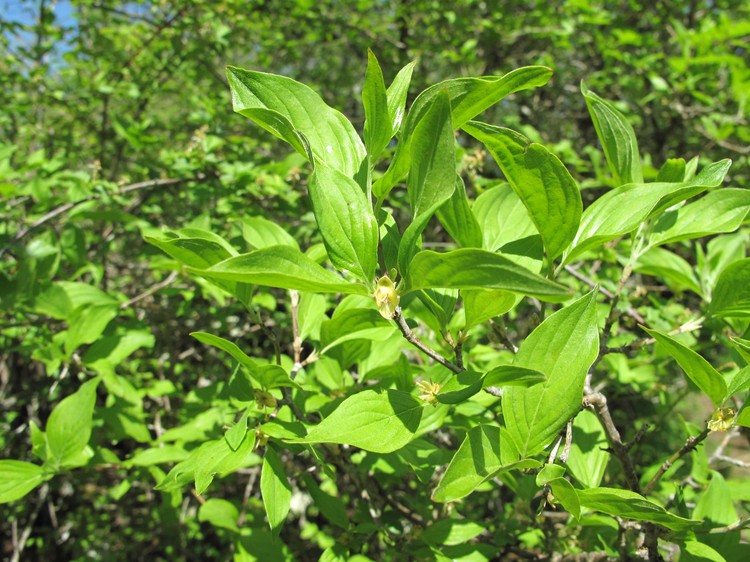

373,275,400,319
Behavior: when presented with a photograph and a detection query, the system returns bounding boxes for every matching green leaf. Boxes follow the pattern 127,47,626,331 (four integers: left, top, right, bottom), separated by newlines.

46,377,100,467
0,460,46,504
145,228,237,268
405,248,571,303
581,82,643,186
656,158,687,183
577,487,701,531
189,245,367,295
708,258,750,318
650,189,750,248
362,49,391,161
681,540,727,562
261,446,292,535
374,66,553,198
462,121,582,261
299,389,423,453
483,366,547,388
432,424,541,503
549,477,581,519
225,411,249,452
191,331,258,373
421,519,486,546
385,60,416,137
503,290,599,458
408,89,455,219
462,289,517,330
567,159,732,263
240,216,298,250
65,304,118,356
566,410,609,489
301,473,349,529
634,247,702,295
693,471,738,526
319,308,396,354
436,175,483,249
437,370,485,404
473,184,537,253
198,498,240,533
309,163,378,282
643,328,727,405
227,66,365,178
726,366,750,398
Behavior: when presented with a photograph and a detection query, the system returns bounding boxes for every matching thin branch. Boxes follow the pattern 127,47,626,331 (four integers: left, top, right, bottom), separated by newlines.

564,264,645,324
120,270,178,309
393,307,462,374
488,318,518,353
11,484,48,562
643,427,710,496
290,290,302,367
710,517,750,533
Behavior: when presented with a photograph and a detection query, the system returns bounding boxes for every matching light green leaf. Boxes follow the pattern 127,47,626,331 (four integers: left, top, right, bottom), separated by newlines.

581,82,643,186
261,446,292,535
421,519,486,546
432,424,541,503
462,121,582,261
634,247,702,295
145,228,237,268
681,540,727,562
436,175,483,249
299,389,423,453
577,487,701,531
83,328,155,377
0,460,46,504
693,471,738,526
437,370,485,404
385,60,416,137
726,366,750,398
473,183,537,253
408,89,455,219
483,366,547,388
46,377,100,467
319,308,396,354
192,332,258,372
405,248,571,302
503,291,599,458
643,328,727,405
301,473,349,529
536,463,567,485
417,288,458,331
64,304,118,357
227,66,365,177
240,216,298,250
462,289,517,330
708,258,750,318
650,189,750,248
225,411,249,452
189,245,367,295
309,163,378,282
656,158,687,183
198,498,240,533
362,49,391,161
549,478,581,519
566,410,609,489
567,159,732,264
374,66,552,198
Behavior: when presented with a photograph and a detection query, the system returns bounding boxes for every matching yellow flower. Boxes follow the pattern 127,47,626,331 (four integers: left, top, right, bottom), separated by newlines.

707,408,736,432
417,379,442,406
373,275,400,319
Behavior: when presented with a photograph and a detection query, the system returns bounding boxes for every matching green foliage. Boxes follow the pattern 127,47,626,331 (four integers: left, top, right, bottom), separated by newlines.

2,2,750,561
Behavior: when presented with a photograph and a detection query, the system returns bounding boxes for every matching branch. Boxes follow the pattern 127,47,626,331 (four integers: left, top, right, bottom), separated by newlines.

11,484,48,562
564,265,645,324
119,270,178,309
643,427,710,496
393,307,462,374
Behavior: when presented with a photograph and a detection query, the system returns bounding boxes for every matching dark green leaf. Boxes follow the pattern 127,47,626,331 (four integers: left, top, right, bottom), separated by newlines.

708,258,750,318
483,365,546,388
362,49,391,160
436,175,483,249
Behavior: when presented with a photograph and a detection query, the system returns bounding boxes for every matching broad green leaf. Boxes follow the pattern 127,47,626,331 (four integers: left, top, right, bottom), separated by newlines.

436,175,483,249
634,247,702,295
462,289,517,330
374,66,553,198
362,49,391,160
483,366,547,388
397,202,439,279
301,473,349,529
650,189,750,248
731,337,750,365
198,498,240,533
189,245,367,295
46,377,100,467
535,463,567,485
227,66,365,177
299,389,423,453
309,163,378,282
566,410,609,489
65,304,118,356
708,258,750,318
462,121,582,261
191,332,258,372
83,328,155,377
700,233,747,299
503,291,599,458
405,248,571,303
567,159,732,264
319,308,395,354
643,328,727,405
473,184,535,252
437,370,485,404
385,60,416,137
656,158,687,183
408,89,455,219
225,411,249,452
432,424,541,503
693,471,738,526
0,460,46,503
421,519,486,546
581,82,643,186
145,228,237,268
549,478,581,519
577,487,700,531
726,367,750,398
681,540,727,562
240,216,298,250
261,446,292,535
417,288,458,331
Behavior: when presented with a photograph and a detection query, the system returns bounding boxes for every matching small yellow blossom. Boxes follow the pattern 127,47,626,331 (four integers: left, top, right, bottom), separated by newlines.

373,276,400,319
707,408,736,432
417,379,442,406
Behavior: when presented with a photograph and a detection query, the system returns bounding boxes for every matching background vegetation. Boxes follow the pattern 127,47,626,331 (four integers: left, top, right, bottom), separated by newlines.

1,1,749,560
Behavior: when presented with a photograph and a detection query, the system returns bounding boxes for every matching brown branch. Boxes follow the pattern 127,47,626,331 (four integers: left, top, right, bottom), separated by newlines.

393,307,462,374
564,265,645,324
119,270,178,309
642,427,710,496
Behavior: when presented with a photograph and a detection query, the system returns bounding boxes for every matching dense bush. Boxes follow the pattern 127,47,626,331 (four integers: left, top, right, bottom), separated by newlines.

1,2,749,561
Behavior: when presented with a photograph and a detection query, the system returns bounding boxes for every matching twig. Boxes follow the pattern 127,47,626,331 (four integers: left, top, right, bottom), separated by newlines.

643,427,710,496
290,290,302,367
583,392,641,493
120,270,178,309
710,517,750,533
11,484,48,562
237,465,261,527
564,265,645,324
711,455,750,469
488,318,519,353
393,307,462,374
